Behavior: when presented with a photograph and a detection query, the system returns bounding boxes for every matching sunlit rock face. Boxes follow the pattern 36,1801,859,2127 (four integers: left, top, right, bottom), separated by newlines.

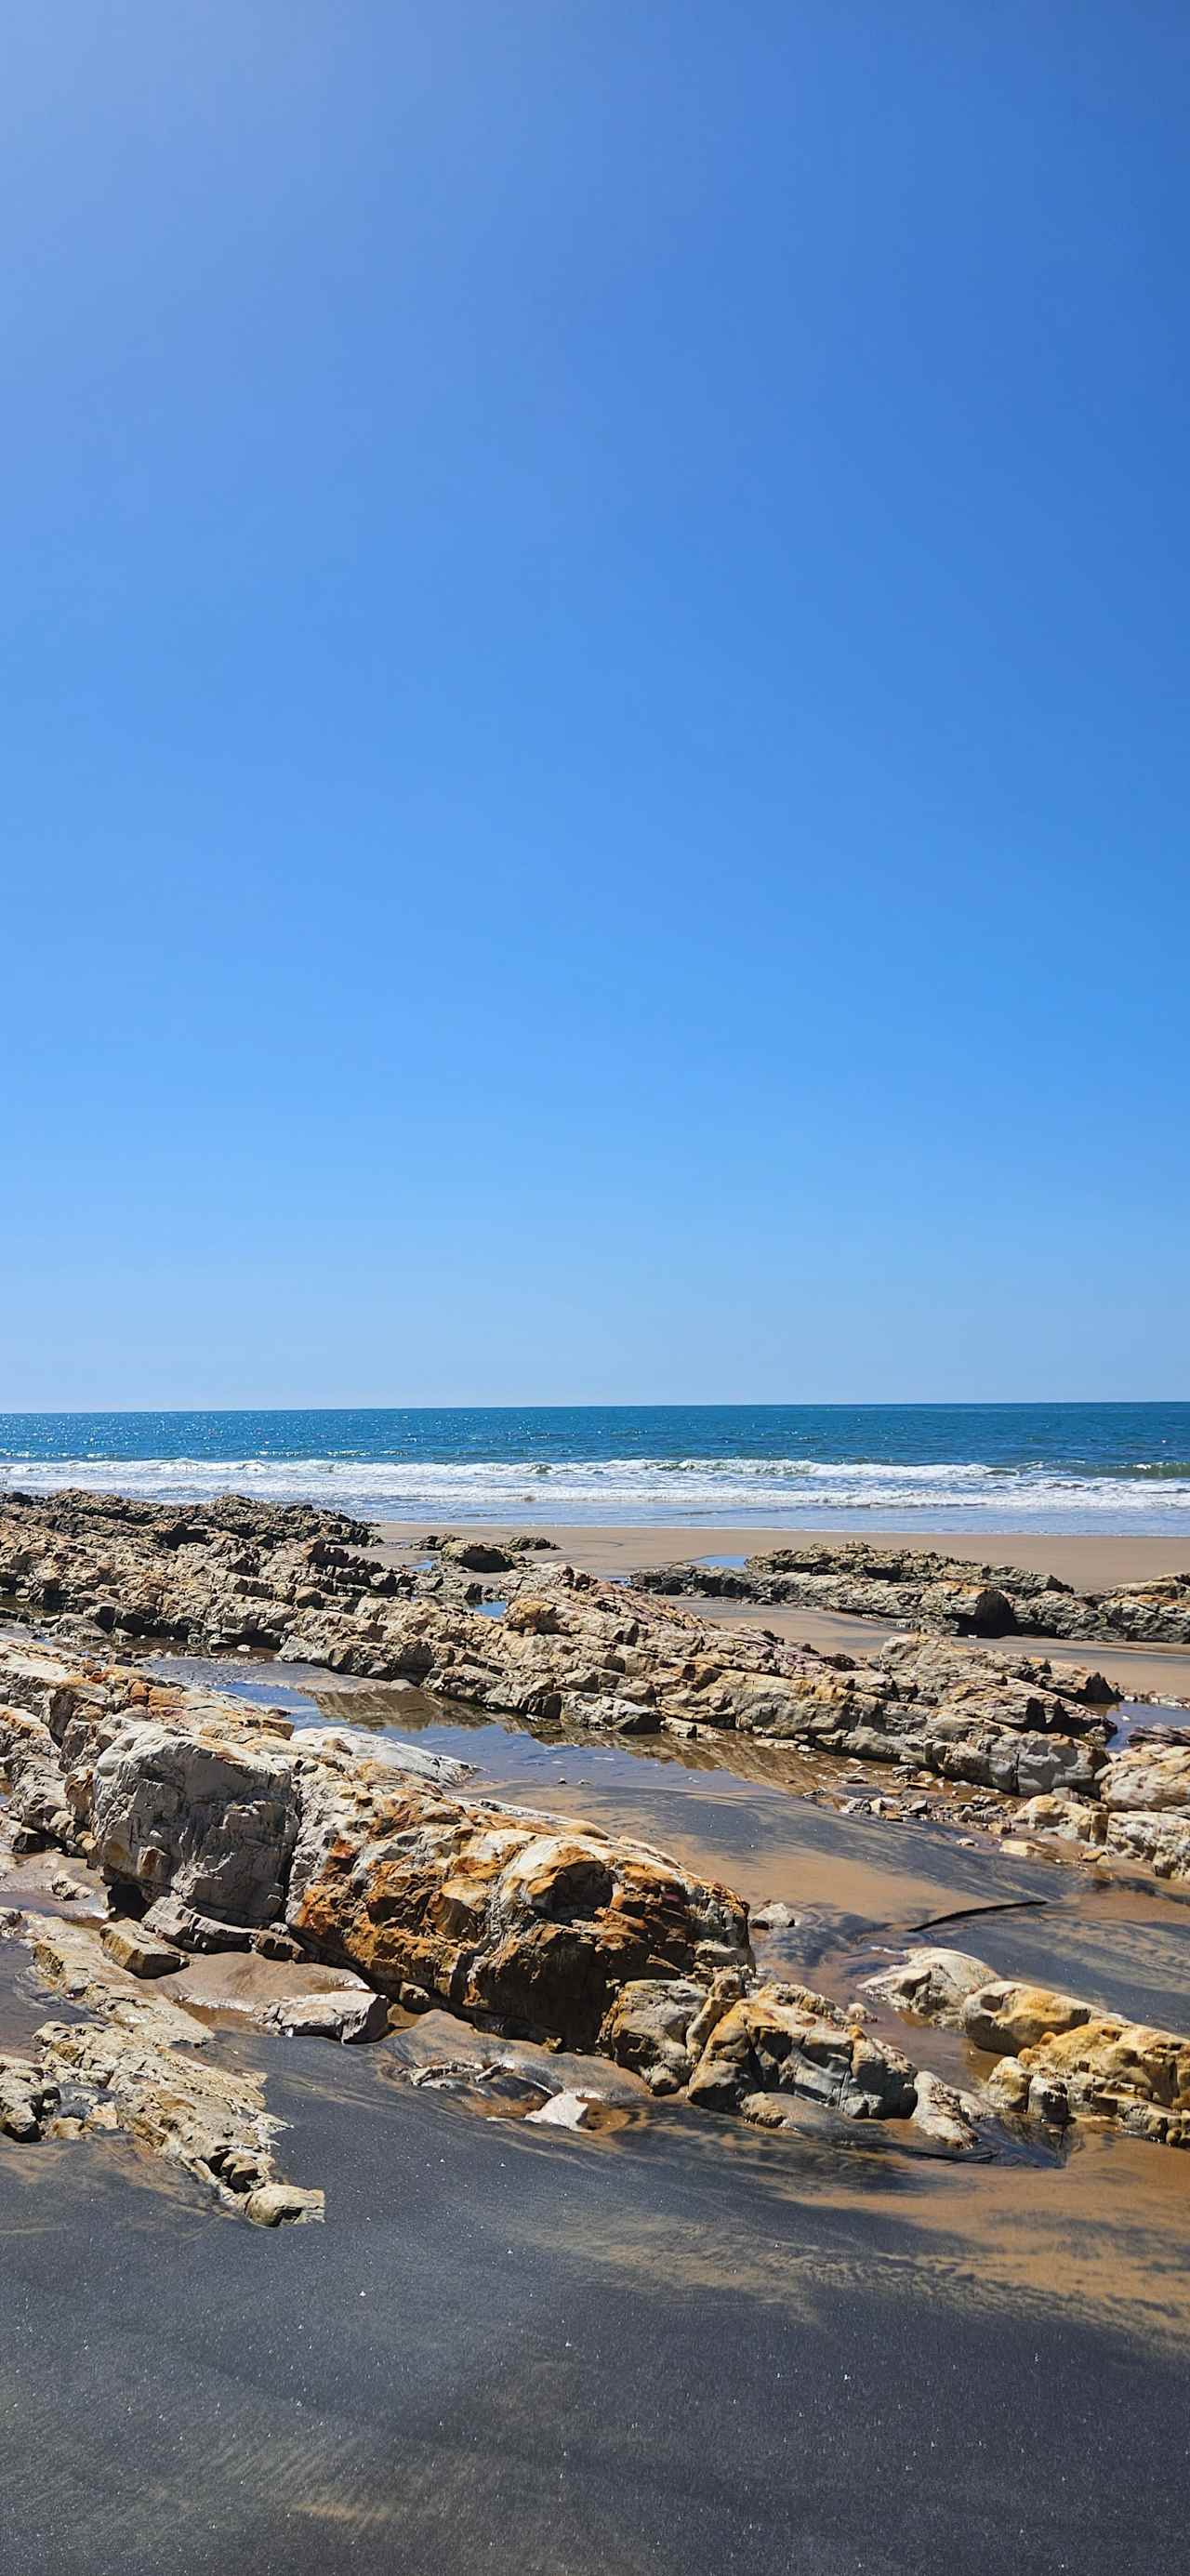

287,1786,750,2049
0,1634,751,2059
866,1946,1190,2149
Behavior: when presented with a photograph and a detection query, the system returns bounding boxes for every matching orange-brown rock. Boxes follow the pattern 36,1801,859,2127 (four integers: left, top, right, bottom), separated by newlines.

0,1637,751,2058
868,1944,1190,2149
288,1785,749,2048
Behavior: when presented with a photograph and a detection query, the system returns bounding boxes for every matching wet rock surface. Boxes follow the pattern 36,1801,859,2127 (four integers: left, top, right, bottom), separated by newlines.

0,1907,322,2217
3,1495,1160,1856
0,1629,1044,2185
381,2006,650,2130
0,1631,771,2197
865,1943,1190,2147
5,1499,1190,1918
2,1498,1190,2216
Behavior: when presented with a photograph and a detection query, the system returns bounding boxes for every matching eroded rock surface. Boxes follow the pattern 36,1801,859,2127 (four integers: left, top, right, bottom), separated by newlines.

0,1633,999,2171
865,1945,1190,2148
685,1982,918,2121
5,1497,1187,1894
600,1965,949,2133
271,1582,1119,1817
1010,1749,1190,1882
0,1635,749,2041
633,1539,1190,1645
1,1505,1187,2199
0,1910,322,2217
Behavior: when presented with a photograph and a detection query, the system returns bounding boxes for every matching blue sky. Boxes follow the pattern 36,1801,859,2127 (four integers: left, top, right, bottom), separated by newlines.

4,2,1187,1407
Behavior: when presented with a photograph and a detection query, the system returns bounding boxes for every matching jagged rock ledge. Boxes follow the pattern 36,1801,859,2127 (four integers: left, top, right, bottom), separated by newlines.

633,1539,1190,1647
4,1622,1187,2210
2,1495,1187,1886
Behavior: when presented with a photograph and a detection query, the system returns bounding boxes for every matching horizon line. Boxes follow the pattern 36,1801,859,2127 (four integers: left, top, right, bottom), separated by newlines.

1,1397,1187,1418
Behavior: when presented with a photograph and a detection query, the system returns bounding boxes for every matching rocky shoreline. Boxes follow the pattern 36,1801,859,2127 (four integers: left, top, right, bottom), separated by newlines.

0,1629,981,2200
4,1490,1187,1882
2,1494,1189,2221
633,1536,1190,1644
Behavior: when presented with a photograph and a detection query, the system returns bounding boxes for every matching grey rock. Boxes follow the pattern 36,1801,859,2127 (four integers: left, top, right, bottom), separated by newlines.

89,1720,298,1923
863,1947,1005,2028
141,1895,253,1953
263,1985,389,2044
909,2068,985,2153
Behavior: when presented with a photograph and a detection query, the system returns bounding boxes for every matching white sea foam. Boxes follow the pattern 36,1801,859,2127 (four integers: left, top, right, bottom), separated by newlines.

1,1451,1189,1530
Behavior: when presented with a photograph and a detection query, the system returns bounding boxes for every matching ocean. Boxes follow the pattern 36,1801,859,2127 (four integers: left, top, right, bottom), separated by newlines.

0,1403,1188,1531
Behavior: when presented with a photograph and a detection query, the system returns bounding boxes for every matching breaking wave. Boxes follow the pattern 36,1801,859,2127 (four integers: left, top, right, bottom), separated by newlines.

2,1448,1189,1530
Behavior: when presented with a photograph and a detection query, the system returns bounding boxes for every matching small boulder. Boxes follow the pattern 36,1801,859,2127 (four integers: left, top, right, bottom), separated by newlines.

264,1986,389,2044
245,2182,324,2226
100,1921,187,1980
909,2069,985,2153
863,1947,999,2028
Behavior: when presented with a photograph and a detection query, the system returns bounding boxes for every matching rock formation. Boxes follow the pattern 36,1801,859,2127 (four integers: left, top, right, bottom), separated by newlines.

864,1946,1190,2147
5,1496,1188,1893
0,1631,996,2197
633,1538,1190,1645
2,1497,1189,2219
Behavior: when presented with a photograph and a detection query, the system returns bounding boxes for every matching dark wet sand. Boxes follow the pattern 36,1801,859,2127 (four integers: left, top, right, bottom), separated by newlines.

6,1656,1190,2572
3,2035,1190,2576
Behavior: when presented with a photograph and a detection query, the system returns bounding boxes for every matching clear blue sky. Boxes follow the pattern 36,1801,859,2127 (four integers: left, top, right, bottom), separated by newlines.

5,3,1187,1407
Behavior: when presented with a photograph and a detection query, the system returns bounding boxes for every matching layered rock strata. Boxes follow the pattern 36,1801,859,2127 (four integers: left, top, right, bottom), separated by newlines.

0,1636,991,2184
634,1539,1190,1646
0,1499,1119,1803
0,1639,749,2043
0,1909,324,2221
7,1496,1190,1891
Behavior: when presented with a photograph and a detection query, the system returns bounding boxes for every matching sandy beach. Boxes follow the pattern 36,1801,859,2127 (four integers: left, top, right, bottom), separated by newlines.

7,2031,1190,2576
376,1522,1190,1587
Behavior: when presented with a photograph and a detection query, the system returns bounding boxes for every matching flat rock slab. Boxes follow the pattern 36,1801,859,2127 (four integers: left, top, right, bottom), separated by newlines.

100,1922,188,1978
29,1917,208,2048
155,1949,389,2041
383,2008,653,2110
0,1911,321,2217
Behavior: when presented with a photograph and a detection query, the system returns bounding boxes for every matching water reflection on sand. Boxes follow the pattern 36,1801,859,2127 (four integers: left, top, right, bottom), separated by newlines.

2,1515,1189,2576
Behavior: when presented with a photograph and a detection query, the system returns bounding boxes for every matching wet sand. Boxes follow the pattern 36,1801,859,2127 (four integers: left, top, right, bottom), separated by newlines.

6,1642,1190,2570
4,1991,1190,2574
3,1955,1189,2569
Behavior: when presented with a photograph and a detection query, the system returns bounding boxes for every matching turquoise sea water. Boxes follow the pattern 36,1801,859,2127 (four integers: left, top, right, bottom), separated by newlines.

0,1404,1188,1531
